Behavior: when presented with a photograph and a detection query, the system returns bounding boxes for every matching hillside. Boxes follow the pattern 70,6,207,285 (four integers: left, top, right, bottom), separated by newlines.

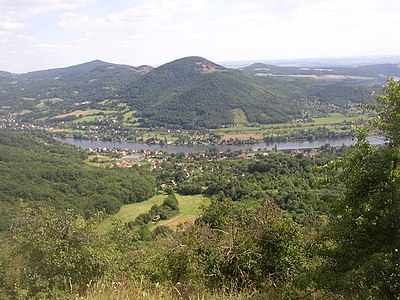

122,56,374,129
123,57,297,128
0,60,151,116
0,130,155,231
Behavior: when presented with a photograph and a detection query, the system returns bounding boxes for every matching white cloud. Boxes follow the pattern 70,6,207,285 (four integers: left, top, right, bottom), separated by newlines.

0,31,12,42
15,34,35,42
1,0,400,72
236,2,264,11
33,43,68,51
0,0,94,21
0,21,25,31
59,0,208,29
190,0,400,62
165,23,194,33
32,38,94,52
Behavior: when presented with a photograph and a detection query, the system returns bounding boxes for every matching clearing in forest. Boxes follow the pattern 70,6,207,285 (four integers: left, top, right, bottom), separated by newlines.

231,108,249,125
98,194,209,233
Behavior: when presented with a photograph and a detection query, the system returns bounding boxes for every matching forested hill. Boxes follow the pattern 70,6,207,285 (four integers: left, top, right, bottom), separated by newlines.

0,56,376,129
122,56,374,128
0,130,155,231
123,56,300,128
0,60,152,105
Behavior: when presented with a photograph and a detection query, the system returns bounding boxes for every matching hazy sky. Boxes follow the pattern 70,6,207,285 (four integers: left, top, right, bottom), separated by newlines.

1,0,400,72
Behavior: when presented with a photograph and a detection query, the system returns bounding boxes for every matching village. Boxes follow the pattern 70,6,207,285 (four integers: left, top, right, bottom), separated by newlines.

86,143,328,172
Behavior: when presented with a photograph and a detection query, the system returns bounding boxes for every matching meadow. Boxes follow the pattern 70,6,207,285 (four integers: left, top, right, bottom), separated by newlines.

98,194,209,233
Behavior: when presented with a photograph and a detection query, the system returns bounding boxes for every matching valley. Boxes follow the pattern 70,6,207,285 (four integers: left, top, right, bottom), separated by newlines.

0,57,399,299
1,56,388,150
2,0,400,297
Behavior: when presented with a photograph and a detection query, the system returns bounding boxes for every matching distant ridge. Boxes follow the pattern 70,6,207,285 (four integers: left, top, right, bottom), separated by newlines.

0,56,378,129
0,60,152,109
242,62,400,80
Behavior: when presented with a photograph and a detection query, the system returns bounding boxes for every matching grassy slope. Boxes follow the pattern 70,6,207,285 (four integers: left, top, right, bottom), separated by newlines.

98,194,209,232
155,194,209,229
98,194,166,233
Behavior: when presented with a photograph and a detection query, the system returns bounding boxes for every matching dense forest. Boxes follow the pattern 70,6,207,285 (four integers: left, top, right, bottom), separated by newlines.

0,79,399,299
0,131,155,230
122,56,374,128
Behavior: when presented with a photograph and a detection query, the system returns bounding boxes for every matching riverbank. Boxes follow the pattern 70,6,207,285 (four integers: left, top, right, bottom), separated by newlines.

56,136,384,154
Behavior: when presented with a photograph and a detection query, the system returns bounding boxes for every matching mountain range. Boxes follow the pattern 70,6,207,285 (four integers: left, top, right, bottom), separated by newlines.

0,56,389,129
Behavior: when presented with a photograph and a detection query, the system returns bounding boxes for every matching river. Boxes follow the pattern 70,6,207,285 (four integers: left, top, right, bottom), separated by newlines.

55,136,385,154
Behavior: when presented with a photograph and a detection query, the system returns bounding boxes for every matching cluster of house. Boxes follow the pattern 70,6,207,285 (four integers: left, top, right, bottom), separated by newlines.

85,146,167,169
0,117,40,131
85,144,323,170
290,148,320,157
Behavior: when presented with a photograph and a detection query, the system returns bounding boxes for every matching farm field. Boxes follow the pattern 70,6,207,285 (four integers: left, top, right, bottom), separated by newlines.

72,110,116,123
255,74,375,81
222,133,263,141
214,113,367,137
44,110,369,146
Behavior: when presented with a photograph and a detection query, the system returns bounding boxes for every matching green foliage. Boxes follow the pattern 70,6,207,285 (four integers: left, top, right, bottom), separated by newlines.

0,130,155,230
0,60,146,119
1,56,377,130
163,194,179,211
140,199,306,293
123,56,374,129
0,234,21,299
133,194,180,225
0,205,144,299
11,206,114,297
317,79,400,298
153,225,174,238
177,182,202,195
369,77,400,146
176,152,342,225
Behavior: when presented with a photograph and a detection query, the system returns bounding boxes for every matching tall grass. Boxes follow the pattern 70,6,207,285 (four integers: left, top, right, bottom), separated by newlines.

78,280,279,300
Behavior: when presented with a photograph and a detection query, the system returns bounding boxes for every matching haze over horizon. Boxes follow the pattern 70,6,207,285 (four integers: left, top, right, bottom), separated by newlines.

1,0,400,73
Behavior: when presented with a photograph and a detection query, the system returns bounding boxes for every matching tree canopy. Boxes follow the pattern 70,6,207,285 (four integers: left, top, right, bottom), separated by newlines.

317,78,400,298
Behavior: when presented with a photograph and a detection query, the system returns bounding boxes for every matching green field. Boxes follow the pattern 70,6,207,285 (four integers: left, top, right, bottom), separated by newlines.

122,110,141,126
85,155,116,168
156,194,209,229
312,112,365,125
98,194,209,233
98,194,165,233
122,110,136,122
213,113,367,137
71,110,117,123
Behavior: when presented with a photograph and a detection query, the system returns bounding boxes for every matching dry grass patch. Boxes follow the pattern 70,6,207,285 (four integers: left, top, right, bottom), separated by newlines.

231,108,249,126
52,110,95,119
222,134,263,141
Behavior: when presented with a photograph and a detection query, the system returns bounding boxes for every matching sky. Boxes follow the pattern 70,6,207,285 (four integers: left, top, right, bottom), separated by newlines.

1,0,400,73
